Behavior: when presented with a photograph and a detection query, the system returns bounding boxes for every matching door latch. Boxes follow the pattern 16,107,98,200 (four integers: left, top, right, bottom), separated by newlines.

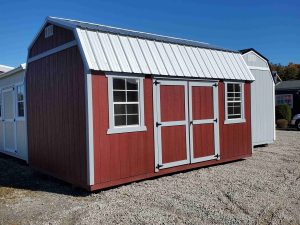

213,83,218,87
156,122,162,127
190,121,193,125
215,154,220,160
214,118,218,123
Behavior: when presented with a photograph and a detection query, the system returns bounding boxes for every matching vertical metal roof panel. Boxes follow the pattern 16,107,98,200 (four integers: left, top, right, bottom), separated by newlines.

146,40,168,75
204,49,224,79
172,45,192,77
184,46,205,77
98,33,122,72
155,42,176,76
233,53,254,80
137,39,160,75
76,29,98,70
178,46,198,77
128,38,151,74
214,51,231,79
163,44,184,76
86,31,111,71
75,28,254,81
118,35,141,73
108,34,132,73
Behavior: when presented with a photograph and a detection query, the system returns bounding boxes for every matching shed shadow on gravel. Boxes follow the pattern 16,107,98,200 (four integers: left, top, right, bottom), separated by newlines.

1,152,247,196
0,153,89,197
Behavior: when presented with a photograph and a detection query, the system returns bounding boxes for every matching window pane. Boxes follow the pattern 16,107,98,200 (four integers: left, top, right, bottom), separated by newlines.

114,104,126,115
127,79,138,90
228,114,241,119
127,104,138,114
228,106,234,115
127,115,139,125
115,115,126,126
127,91,138,102
227,84,234,92
17,85,24,101
18,102,24,117
113,78,125,90
234,84,241,92
113,91,126,102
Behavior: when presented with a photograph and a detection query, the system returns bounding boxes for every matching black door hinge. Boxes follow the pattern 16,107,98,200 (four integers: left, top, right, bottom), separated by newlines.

190,120,193,125
214,118,218,123
215,154,220,158
156,164,163,169
154,80,160,85
213,83,218,87
156,122,162,127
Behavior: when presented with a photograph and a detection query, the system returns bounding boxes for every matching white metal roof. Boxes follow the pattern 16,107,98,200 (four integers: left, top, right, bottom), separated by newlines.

0,64,26,79
37,17,255,81
0,64,13,73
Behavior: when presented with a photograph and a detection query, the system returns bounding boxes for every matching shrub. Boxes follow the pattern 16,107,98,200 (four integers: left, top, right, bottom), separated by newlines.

275,104,292,121
276,119,288,128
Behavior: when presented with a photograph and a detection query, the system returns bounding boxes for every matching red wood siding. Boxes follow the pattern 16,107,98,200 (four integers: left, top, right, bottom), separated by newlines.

193,124,215,158
192,86,213,120
92,72,154,184
91,77,251,190
218,82,252,158
161,126,187,163
26,46,87,187
160,85,185,122
29,23,75,58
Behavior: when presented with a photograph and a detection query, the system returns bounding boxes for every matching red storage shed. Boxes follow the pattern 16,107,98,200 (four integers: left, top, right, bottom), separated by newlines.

26,17,255,191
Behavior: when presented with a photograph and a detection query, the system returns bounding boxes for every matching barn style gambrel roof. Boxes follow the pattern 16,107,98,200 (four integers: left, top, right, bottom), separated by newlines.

29,16,255,81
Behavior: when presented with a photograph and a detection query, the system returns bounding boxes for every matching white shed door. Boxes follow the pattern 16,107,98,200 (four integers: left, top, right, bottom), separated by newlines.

2,87,16,153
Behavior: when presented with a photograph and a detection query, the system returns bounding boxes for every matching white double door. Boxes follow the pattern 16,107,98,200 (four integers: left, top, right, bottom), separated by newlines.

2,87,16,153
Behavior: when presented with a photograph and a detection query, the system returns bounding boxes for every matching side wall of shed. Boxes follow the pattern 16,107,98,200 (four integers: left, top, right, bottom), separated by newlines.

243,51,275,146
91,74,252,190
26,23,88,187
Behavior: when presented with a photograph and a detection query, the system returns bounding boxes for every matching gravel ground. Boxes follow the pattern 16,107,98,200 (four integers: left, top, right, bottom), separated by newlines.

0,130,300,225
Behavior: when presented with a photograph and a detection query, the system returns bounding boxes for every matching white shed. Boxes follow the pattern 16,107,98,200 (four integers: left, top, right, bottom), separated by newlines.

241,49,275,146
0,64,27,161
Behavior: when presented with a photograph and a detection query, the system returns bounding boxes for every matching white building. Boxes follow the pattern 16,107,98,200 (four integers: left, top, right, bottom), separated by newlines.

0,64,27,161
241,49,275,146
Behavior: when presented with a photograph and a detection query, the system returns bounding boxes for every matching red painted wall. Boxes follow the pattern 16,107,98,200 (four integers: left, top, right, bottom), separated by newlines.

26,46,87,187
92,72,155,184
218,82,252,158
91,75,252,190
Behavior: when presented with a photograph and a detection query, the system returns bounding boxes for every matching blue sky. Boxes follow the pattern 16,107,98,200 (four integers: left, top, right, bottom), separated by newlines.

0,0,299,67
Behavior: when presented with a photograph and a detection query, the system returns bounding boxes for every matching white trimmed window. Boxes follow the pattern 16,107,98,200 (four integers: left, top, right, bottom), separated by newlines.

107,74,146,134
16,84,25,118
225,82,245,124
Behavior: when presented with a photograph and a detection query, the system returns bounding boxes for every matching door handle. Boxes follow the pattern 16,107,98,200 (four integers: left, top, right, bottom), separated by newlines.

190,121,193,125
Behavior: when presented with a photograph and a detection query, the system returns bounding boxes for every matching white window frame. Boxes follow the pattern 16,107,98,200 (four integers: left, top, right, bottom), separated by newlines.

107,74,146,134
15,83,26,121
224,81,246,124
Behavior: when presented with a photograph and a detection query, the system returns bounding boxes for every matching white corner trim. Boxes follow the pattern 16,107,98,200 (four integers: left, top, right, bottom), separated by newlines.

85,70,94,186
27,40,77,63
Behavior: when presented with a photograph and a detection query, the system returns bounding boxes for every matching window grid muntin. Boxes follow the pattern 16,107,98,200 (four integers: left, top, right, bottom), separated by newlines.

226,83,243,120
112,78,140,127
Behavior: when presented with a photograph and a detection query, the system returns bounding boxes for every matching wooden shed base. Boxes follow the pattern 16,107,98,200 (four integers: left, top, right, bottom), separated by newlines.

89,153,251,191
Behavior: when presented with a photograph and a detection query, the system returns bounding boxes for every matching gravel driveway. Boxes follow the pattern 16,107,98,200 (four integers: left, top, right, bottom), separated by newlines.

0,130,300,225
